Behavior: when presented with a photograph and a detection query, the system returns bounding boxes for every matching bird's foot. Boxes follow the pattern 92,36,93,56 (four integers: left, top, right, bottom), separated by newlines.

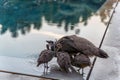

81,72,85,77
43,71,48,75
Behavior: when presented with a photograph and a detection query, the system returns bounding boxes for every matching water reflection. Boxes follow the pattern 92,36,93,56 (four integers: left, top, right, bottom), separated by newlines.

0,0,106,37
98,0,118,25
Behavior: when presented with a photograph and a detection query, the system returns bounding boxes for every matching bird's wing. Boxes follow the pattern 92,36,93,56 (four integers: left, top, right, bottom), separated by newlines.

62,36,79,51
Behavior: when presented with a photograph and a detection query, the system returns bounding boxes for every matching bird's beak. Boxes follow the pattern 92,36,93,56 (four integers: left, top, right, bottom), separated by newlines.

46,40,52,43
46,40,49,43
46,40,54,44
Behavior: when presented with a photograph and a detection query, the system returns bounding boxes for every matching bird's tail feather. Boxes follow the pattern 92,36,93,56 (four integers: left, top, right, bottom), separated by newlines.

97,48,109,58
36,62,41,67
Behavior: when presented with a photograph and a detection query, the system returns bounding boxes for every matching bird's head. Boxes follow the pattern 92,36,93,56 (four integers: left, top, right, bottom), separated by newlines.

46,40,55,51
46,40,54,45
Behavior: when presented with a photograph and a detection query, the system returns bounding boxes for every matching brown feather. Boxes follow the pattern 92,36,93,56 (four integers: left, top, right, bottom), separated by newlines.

37,49,54,67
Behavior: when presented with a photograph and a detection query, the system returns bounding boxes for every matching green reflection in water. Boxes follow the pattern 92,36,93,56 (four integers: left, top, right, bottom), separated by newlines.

0,0,106,37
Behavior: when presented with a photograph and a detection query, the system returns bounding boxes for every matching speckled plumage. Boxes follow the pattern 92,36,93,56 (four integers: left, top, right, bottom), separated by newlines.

57,52,75,73
37,49,54,66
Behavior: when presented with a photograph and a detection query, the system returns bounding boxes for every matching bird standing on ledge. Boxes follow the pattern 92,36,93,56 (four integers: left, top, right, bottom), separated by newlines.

37,49,54,74
57,51,76,73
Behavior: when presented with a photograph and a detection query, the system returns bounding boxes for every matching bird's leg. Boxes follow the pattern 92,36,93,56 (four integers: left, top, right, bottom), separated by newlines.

45,63,47,74
81,68,85,76
43,63,45,75
77,68,81,72
46,63,49,74
44,63,49,74
46,63,48,74
77,68,85,76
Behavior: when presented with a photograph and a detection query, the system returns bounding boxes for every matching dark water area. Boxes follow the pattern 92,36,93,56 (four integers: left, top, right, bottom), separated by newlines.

0,0,106,37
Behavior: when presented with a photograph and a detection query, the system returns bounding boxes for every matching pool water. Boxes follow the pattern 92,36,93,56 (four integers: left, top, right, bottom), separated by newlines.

0,0,107,58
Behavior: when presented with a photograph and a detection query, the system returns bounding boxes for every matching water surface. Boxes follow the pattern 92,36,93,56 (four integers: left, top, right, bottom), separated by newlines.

0,0,107,58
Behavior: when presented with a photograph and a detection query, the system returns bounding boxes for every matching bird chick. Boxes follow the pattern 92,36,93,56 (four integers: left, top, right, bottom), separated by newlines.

37,49,54,74
56,52,76,73
71,53,91,75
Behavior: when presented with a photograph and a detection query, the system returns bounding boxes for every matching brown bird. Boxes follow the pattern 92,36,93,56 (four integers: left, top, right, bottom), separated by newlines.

37,49,54,74
71,53,91,75
56,52,76,73
55,35,109,58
